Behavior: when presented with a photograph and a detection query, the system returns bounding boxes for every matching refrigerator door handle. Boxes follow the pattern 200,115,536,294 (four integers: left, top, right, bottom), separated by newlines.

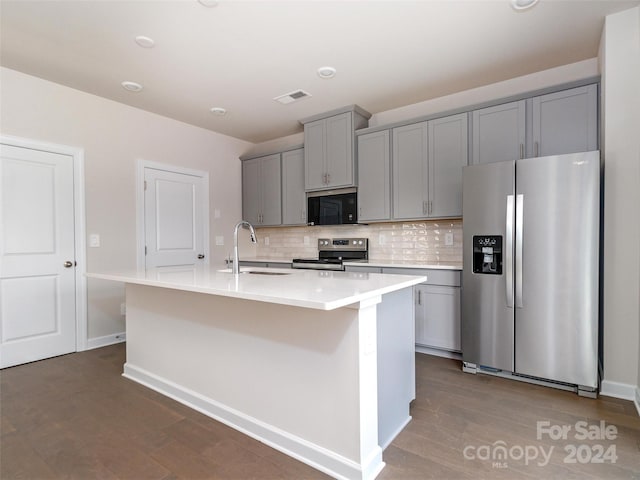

515,194,524,308
506,195,514,308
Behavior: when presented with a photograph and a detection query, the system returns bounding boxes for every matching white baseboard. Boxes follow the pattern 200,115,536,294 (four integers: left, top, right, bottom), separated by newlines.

415,345,462,360
600,379,637,401
86,332,126,350
123,362,384,480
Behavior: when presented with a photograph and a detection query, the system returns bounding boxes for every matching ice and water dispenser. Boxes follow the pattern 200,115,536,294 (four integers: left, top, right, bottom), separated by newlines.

472,236,502,275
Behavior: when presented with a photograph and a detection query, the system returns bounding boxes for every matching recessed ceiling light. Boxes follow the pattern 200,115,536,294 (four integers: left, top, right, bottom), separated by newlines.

210,107,227,116
198,0,219,7
121,81,143,92
510,0,539,11
317,66,337,79
135,36,155,48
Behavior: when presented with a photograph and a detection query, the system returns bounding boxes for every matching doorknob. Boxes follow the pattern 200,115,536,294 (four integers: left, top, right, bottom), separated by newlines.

197,254,205,259
64,261,74,268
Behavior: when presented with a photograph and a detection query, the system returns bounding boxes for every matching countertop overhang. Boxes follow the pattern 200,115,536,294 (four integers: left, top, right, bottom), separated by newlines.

87,266,426,311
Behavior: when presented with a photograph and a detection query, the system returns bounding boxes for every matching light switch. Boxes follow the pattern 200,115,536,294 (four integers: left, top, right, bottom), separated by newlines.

215,235,224,246
89,234,100,247
214,209,221,219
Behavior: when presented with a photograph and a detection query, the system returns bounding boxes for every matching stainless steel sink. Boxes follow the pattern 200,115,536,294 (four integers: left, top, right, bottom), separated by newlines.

244,270,291,276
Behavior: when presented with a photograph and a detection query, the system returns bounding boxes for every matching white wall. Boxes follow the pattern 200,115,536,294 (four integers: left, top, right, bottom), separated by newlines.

599,6,640,397
0,67,252,341
368,59,599,126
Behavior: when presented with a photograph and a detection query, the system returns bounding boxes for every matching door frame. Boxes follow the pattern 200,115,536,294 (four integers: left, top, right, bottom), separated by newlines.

1,134,88,351
136,159,210,270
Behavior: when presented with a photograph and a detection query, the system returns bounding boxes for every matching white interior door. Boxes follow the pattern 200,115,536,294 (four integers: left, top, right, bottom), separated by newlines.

144,167,207,268
1,144,77,368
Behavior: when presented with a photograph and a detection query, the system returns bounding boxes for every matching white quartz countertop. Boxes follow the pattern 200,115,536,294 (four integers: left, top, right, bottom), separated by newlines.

240,258,462,271
87,266,426,311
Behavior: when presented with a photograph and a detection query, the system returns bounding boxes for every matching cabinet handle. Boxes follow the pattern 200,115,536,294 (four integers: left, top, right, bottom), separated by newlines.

326,173,331,185
422,201,428,215
519,143,524,159
429,200,433,215
534,141,539,157
417,289,422,305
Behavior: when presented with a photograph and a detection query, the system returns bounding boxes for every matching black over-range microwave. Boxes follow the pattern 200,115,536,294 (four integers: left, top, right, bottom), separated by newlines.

307,189,357,225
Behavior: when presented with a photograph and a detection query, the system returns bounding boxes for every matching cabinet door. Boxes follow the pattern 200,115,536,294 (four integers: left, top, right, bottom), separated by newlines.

281,148,306,225
259,153,282,226
428,113,468,218
357,130,391,222
531,84,598,157
241,158,261,225
304,119,326,190
415,284,461,352
392,122,428,220
325,112,353,188
472,100,526,164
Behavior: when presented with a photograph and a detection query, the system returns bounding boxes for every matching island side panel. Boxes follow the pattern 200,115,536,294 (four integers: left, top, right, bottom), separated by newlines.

376,287,415,449
123,283,383,480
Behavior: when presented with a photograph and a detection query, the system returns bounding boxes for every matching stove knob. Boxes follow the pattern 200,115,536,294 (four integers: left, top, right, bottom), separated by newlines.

352,240,357,245
358,240,363,245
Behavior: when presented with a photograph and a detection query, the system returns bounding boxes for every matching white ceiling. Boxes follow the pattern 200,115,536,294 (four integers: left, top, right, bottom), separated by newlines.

1,0,638,143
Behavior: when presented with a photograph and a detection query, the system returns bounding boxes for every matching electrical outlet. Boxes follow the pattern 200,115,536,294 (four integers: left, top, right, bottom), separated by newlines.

264,236,270,246
214,209,221,219
215,236,224,246
303,236,310,246
378,234,385,245
120,303,126,316
445,233,454,246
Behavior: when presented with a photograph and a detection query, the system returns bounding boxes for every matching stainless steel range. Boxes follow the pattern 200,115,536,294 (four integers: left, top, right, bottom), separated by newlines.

292,238,368,271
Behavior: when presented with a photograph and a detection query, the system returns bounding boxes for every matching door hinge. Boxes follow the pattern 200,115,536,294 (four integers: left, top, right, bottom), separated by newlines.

145,246,147,255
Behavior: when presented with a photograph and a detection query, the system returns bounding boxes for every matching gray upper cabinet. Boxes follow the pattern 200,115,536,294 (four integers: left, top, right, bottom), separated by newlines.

471,84,598,163
428,113,468,218
304,112,353,190
392,122,429,220
242,153,282,226
357,130,391,222
301,106,370,191
281,148,306,225
392,113,468,220
531,84,598,157
472,100,526,164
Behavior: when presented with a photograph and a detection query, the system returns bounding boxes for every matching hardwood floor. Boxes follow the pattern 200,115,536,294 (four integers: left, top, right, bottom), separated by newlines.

2,344,639,479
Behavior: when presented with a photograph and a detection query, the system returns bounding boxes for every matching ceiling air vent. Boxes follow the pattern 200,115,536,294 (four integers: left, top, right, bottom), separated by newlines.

273,89,312,105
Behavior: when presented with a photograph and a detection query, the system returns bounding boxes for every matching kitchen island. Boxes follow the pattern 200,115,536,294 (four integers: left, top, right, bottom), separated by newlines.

87,266,425,480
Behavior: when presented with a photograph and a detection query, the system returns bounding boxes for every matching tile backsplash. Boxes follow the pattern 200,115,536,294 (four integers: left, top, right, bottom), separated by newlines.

253,220,463,264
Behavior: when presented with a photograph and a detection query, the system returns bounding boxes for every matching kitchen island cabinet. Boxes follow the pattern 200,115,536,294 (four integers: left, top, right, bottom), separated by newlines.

87,267,424,480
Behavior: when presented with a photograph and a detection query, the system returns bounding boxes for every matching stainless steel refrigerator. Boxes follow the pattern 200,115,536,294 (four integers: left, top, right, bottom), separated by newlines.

461,151,600,397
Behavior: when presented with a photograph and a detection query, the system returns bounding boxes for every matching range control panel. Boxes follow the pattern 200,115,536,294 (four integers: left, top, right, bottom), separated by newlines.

318,238,368,251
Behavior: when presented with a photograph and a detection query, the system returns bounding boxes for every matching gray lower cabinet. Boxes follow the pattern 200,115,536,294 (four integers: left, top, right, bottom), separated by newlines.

471,100,526,164
345,265,462,353
242,153,282,226
281,148,306,225
357,130,391,222
414,284,461,352
471,84,598,163
392,113,468,220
